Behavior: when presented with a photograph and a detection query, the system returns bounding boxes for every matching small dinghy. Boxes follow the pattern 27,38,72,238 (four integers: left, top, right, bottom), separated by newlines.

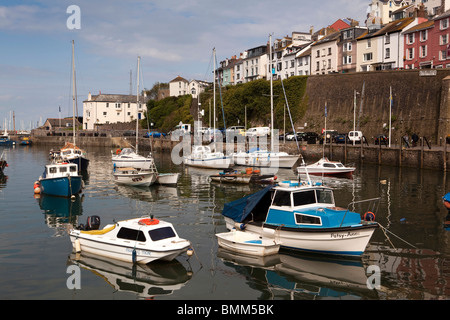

69,215,192,264
156,173,180,186
215,230,280,256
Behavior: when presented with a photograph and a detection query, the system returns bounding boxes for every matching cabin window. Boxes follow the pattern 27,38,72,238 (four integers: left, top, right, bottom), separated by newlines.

117,227,146,242
272,191,291,207
59,167,67,173
295,214,321,225
49,167,57,174
292,190,316,206
69,166,77,173
148,226,176,241
323,163,336,168
316,189,334,204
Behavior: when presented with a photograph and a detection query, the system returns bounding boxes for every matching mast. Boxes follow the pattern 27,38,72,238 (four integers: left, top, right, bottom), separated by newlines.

269,34,274,151
136,56,140,154
71,40,76,144
213,48,216,149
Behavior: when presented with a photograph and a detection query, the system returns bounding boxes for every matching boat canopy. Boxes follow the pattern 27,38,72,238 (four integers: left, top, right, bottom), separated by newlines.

222,185,273,223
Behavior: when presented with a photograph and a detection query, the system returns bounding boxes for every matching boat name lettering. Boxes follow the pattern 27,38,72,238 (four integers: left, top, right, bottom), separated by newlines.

331,231,359,239
126,248,151,255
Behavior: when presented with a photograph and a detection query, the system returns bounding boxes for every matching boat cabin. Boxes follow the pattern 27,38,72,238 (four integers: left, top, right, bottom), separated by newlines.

43,163,79,178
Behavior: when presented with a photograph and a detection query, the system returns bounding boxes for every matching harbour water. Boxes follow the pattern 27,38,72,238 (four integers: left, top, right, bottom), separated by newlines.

1,144,450,300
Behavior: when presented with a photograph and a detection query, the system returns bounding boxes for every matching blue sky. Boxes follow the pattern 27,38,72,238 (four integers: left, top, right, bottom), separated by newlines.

0,0,369,130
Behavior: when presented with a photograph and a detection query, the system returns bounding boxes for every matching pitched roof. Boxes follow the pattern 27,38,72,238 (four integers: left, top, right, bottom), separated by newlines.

403,20,434,34
169,75,188,83
84,94,147,103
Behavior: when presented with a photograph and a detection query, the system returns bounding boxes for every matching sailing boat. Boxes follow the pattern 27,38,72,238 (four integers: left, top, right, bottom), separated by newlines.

54,40,89,171
112,56,157,185
183,48,231,169
232,35,300,169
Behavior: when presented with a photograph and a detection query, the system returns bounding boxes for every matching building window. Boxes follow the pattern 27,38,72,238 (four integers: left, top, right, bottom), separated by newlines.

343,55,352,64
440,49,448,61
363,52,373,61
407,33,414,44
385,34,390,44
407,48,414,60
440,34,448,45
420,45,427,58
441,18,449,30
420,30,427,41
385,48,390,59
367,39,371,48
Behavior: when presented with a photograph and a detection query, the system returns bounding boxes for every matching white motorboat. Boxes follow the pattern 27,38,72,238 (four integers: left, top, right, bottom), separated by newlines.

112,148,156,170
69,216,192,264
233,149,300,169
157,173,180,186
222,179,379,258
113,166,157,187
297,157,355,178
183,145,231,169
216,230,280,256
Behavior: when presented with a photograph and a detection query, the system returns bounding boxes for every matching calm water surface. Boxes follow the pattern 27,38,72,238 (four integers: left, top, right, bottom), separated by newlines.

1,144,449,300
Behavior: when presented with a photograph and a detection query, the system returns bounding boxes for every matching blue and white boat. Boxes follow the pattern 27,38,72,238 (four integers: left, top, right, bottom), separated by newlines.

183,145,231,169
38,162,83,197
222,179,379,258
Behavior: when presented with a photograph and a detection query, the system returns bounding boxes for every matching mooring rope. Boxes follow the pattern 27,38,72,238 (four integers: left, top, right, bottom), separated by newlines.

377,222,418,249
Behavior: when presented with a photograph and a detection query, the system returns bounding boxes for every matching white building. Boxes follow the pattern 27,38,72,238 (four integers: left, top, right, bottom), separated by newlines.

169,76,189,97
189,79,209,99
82,92,147,130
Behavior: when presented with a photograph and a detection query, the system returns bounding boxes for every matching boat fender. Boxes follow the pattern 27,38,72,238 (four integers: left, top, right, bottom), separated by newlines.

364,211,376,221
234,223,245,230
187,248,194,256
139,218,160,225
75,239,81,253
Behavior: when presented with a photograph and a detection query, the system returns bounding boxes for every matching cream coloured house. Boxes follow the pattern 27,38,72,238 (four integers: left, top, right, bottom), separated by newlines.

82,92,147,130
169,76,189,97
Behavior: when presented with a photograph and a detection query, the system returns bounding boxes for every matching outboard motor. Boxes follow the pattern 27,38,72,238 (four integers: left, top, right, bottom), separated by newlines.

85,215,101,230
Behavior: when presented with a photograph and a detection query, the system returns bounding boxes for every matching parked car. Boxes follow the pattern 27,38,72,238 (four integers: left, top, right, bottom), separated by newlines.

123,130,136,136
348,131,363,144
374,134,389,145
319,130,338,144
144,131,166,138
301,132,319,144
245,127,270,137
334,133,348,144
285,132,297,141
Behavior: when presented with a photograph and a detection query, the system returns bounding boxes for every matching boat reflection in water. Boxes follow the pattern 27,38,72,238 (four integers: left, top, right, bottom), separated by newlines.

68,252,192,299
36,193,83,236
217,248,379,299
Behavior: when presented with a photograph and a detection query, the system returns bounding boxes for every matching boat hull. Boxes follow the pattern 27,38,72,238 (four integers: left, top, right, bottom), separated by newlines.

157,173,180,185
225,217,377,257
113,172,157,187
210,174,251,184
67,156,89,171
216,231,280,256
233,152,299,169
184,157,232,169
112,158,155,170
39,176,83,197
69,232,191,264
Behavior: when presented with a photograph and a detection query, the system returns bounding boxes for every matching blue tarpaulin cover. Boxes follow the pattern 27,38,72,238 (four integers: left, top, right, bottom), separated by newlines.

222,186,272,223
444,193,450,202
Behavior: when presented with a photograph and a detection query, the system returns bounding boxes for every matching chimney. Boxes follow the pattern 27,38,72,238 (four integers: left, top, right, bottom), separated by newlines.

88,92,91,101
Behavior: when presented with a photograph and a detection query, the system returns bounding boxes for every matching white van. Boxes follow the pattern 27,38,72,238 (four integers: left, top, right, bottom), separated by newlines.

245,127,270,137
348,131,363,143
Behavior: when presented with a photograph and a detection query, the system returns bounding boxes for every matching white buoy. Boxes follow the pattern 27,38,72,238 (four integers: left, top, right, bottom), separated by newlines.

187,248,194,257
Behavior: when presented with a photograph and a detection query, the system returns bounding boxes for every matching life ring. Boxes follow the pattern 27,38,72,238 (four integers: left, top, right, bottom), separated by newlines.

138,218,159,225
364,211,376,221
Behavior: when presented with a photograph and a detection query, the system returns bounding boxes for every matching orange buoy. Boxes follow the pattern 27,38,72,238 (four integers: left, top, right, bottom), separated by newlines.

138,218,160,225
33,181,41,194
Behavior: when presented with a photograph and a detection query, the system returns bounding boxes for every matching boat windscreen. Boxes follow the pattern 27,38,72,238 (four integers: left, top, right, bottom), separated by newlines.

148,226,176,241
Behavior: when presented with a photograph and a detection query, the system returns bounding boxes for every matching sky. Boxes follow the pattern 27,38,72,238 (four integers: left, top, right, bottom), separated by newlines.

0,0,369,130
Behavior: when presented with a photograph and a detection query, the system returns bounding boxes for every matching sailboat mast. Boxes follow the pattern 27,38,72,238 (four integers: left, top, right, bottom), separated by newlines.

71,40,76,144
269,34,274,151
213,48,216,149
136,56,140,154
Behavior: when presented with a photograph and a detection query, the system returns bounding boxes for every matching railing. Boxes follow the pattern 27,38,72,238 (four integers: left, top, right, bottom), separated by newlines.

340,197,381,227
